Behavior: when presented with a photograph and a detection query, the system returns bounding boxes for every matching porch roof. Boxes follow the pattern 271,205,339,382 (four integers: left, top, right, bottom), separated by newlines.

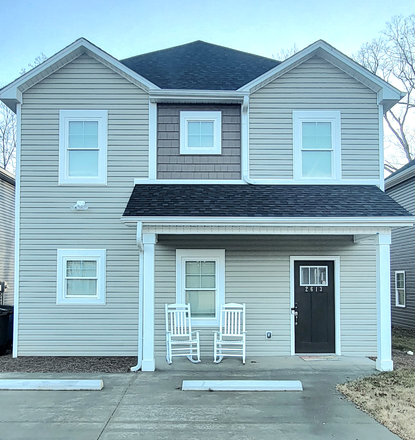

123,184,411,218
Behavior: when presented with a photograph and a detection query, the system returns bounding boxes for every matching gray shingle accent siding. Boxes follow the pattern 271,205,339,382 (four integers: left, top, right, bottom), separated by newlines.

157,104,241,180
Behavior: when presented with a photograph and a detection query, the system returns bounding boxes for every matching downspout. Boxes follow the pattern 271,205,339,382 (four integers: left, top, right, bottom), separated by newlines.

130,221,144,372
240,95,259,185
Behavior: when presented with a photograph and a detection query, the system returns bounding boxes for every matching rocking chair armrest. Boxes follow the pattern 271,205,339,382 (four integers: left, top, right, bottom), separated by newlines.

190,330,200,337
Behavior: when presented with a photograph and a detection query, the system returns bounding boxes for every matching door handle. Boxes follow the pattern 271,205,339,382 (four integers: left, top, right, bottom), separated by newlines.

291,303,298,325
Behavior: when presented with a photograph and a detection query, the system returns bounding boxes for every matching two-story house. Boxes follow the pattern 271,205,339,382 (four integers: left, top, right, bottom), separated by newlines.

385,159,415,329
0,38,411,372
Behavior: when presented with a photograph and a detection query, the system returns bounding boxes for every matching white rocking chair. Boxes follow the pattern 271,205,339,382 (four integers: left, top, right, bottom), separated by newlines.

165,303,201,364
214,303,246,364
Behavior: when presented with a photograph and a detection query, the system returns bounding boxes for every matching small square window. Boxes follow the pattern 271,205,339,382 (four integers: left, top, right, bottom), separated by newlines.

180,111,222,155
395,271,406,307
59,110,108,184
57,249,106,305
176,249,225,326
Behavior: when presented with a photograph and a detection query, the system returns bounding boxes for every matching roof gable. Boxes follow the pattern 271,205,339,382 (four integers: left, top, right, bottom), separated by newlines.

239,40,403,112
121,41,280,91
0,38,159,112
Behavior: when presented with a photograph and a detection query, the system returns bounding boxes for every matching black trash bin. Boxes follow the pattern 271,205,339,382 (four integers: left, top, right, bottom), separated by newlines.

0,308,10,355
0,306,13,353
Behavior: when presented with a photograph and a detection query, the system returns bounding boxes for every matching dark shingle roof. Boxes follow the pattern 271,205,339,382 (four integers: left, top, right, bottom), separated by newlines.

120,41,280,90
123,184,411,218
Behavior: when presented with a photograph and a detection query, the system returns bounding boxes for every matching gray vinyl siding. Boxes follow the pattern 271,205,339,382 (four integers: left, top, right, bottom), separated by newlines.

249,56,380,180
0,174,15,305
17,53,148,355
157,104,241,179
154,235,377,361
387,177,415,329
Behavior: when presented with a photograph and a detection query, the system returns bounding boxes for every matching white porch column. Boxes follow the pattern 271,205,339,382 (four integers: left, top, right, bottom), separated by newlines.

375,232,393,372
141,233,157,372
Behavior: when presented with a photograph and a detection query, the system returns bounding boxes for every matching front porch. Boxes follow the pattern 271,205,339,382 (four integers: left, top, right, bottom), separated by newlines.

132,231,397,372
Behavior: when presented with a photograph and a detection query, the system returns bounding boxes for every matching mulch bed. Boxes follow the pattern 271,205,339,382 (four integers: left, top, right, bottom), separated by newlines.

0,352,137,373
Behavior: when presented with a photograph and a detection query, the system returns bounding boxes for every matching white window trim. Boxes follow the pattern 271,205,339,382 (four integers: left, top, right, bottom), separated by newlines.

293,110,341,182
59,110,108,185
57,249,106,305
176,249,225,326
395,270,406,308
180,111,222,155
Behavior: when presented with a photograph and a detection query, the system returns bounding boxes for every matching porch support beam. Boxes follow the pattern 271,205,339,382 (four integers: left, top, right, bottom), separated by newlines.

375,232,393,371
141,233,158,372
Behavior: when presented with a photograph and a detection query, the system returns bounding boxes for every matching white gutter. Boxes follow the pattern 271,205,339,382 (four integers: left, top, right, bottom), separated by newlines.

130,222,144,372
121,216,415,228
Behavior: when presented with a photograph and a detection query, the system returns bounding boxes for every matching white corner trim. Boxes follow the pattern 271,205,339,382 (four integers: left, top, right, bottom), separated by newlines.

149,102,157,180
12,103,21,358
379,105,385,191
290,256,341,356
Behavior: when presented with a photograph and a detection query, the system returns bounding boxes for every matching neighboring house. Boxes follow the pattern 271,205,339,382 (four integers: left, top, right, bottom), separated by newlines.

0,167,15,306
0,38,412,372
385,160,415,329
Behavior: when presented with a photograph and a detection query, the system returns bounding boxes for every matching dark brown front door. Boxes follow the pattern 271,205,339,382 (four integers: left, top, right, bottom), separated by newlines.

294,260,335,353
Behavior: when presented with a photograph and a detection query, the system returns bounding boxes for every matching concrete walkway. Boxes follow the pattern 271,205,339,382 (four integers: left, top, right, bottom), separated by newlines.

0,356,401,440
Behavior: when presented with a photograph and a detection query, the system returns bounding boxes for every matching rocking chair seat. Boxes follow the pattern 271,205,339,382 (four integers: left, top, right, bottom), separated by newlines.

165,303,201,364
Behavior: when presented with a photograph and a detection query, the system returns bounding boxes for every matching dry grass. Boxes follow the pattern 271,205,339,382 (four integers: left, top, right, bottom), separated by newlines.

337,327,415,440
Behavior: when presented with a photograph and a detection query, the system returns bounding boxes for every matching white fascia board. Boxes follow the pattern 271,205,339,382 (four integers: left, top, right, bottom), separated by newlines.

134,179,246,185
385,166,415,190
149,89,248,103
238,40,402,105
133,178,382,186
0,37,159,111
121,216,415,228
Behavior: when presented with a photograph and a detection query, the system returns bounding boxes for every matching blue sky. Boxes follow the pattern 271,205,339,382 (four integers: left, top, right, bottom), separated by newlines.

1,0,414,87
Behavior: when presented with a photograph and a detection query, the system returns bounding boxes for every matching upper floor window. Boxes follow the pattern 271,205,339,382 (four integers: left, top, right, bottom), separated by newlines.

59,110,108,184
180,111,222,155
293,111,341,181
57,249,106,305
395,271,406,307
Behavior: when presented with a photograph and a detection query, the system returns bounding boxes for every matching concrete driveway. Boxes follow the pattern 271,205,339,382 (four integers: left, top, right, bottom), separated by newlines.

0,356,401,440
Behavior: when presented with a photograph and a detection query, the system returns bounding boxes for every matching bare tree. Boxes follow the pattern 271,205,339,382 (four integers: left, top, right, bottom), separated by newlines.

0,104,16,171
274,44,299,61
0,53,47,173
354,15,415,172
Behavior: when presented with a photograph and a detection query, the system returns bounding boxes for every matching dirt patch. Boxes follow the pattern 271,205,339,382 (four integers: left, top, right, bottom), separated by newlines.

338,326,415,440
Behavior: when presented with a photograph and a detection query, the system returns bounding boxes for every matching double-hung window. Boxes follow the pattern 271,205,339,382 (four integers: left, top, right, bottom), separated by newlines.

293,111,341,180
176,249,225,325
59,110,108,184
57,249,106,305
395,271,406,307
180,111,222,155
